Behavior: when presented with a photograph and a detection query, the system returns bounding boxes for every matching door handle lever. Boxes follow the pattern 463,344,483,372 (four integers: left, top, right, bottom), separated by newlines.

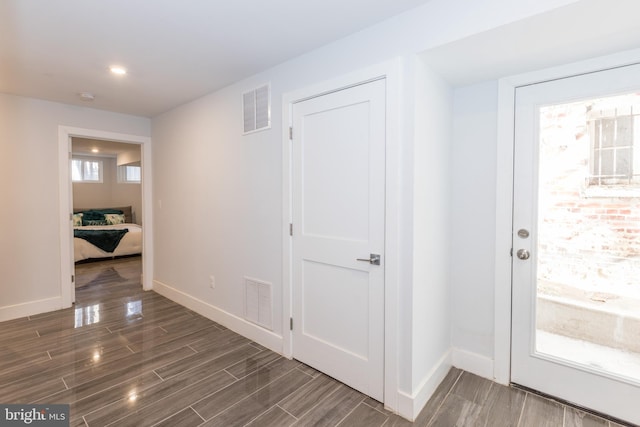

357,254,381,265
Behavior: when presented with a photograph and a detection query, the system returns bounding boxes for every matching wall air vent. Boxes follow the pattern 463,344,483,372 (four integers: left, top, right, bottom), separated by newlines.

242,83,271,134
244,277,273,330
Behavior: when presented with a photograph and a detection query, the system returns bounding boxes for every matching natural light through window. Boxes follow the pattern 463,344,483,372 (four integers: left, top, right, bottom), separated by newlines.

71,158,103,182
535,91,640,383
118,165,141,183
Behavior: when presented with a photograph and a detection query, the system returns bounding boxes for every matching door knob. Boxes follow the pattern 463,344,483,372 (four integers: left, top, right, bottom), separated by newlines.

357,254,381,265
516,249,530,260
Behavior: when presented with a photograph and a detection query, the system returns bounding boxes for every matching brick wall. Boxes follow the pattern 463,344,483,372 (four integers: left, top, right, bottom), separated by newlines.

537,102,640,297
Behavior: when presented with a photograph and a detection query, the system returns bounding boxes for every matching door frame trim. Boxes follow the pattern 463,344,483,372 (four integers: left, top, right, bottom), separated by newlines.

58,126,153,308
282,59,402,411
494,48,640,385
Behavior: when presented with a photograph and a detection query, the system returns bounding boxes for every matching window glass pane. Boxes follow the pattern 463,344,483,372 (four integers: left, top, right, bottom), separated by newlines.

617,116,633,148
587,93,640,186
117,165,140,183
84,161,100,181
126,166,141,182
601,150,613,176
616,147,631,177
601,119,615,148
71,159,83,181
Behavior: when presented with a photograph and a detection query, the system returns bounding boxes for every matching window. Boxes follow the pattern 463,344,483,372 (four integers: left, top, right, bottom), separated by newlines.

71,159,103,182
118,165,141,183
588,96,640,187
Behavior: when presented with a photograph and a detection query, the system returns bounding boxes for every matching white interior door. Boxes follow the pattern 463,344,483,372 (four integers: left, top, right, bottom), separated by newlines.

291,79,385,401
512,63,640,425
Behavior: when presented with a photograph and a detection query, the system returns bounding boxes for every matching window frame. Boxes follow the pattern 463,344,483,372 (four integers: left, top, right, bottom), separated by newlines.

585,100,640,197
117,164,141,184
71,158,103,183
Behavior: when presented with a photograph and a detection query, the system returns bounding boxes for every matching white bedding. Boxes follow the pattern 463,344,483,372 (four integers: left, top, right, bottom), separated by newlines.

74,223,142,262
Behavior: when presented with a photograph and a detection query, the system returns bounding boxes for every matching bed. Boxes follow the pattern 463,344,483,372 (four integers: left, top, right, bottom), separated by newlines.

73,206,142,262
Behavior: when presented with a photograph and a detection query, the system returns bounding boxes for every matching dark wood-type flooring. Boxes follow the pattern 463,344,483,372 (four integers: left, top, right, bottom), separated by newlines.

0,256,631,426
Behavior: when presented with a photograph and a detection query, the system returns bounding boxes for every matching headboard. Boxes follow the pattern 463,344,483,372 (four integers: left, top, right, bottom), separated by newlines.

73,206,133,224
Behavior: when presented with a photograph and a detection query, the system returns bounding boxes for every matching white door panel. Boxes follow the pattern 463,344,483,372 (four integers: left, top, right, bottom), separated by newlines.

512,63,640,425
292,79,385,401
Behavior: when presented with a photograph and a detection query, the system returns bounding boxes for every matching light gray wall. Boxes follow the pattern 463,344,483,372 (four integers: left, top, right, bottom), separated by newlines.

0,0,584,418
0,93,150,318
411,57,453,390
150,0,573,414
450,81,499,359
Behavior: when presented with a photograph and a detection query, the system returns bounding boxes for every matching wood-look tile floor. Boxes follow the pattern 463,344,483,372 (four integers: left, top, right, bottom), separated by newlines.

0,257,633,427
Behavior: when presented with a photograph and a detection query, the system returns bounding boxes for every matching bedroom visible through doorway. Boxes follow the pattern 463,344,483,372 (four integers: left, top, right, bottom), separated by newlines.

58,126,152,308
70,137,144,300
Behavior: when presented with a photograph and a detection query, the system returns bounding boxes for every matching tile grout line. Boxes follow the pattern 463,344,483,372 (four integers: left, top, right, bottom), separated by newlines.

334,396,367,427
155,342,257,382
282,380,346,422
188,403,207,425
295,365,317,379
425,369,464,427
276,403,299,421
152,370,165,382
194,361,304,422
97,351,254,427
222,368,241,381
46,370,162,416
516,392,528,427
198,360,313,421
362,400,392,418
242,405,274,427
190,405,206,422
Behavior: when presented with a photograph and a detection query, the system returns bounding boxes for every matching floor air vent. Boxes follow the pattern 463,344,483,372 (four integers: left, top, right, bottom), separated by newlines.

242,84,271,134
244,277,273,330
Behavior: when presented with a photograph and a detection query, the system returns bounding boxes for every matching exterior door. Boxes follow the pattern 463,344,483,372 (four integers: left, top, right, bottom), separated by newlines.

512,63,640,425
291,78,386,401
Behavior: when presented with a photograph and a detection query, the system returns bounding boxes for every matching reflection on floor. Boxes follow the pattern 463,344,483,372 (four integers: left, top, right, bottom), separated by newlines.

0,257,631,426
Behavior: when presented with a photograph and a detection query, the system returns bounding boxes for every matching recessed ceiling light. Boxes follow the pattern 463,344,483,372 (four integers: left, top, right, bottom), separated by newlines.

110,66,127,75
91,148,99,153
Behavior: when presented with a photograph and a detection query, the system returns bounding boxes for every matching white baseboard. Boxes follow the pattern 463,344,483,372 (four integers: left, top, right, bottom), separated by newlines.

452,347,494,381
0,296,64,322
153,280,284,355
396,349,452,421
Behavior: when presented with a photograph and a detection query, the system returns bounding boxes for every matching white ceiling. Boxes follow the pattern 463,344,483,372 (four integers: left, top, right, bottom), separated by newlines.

421,0,640,87
0,0,433,118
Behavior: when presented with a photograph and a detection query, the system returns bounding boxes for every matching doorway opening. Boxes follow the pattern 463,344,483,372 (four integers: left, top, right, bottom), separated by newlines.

71,137,144,301
58,126,152,308
509,62,640,425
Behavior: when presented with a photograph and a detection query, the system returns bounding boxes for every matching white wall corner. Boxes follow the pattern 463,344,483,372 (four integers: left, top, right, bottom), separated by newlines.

153,280,283,354
396,349,452,421
451,348,494,381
